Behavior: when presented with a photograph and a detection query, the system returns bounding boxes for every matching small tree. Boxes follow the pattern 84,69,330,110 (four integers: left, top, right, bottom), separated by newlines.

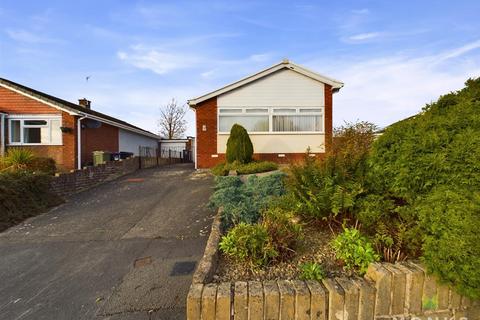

226,124,253,163
158,98,187,139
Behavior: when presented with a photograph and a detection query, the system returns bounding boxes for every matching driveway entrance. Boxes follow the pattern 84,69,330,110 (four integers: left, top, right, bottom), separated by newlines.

0,164,214,319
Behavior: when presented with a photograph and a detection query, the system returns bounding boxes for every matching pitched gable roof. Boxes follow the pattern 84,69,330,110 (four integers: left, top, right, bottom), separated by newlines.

188,59,344,107
0,78,160,139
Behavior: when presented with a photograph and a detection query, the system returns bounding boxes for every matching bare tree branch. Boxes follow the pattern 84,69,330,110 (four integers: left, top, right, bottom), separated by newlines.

157,98,187,139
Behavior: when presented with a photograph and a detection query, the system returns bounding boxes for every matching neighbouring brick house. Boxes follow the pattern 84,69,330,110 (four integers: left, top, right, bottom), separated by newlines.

188,60,344,168
0,78,160,171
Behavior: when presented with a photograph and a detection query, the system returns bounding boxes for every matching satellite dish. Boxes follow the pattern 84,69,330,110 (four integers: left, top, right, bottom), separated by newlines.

85,119,102,129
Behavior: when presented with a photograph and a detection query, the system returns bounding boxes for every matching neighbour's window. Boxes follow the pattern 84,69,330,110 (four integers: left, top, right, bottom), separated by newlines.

8,117,62,145
218,107,324,133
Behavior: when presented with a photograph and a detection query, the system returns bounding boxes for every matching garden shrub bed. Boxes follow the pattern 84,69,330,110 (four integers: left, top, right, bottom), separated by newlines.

211,160,278,176
214,223,345,282
207,80,480,300
0,171,63,232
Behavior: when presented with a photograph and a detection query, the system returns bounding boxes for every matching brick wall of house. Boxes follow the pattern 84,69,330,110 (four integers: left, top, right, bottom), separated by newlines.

0,86,64,114
0,86,78,170
80,120,119,166
194,84,334,169
195,97,219,168
324,84,333,151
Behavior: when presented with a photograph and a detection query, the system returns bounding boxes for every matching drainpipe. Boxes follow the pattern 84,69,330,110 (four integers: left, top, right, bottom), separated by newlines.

77,115,87,169
191,107,198,170
0,113,6,157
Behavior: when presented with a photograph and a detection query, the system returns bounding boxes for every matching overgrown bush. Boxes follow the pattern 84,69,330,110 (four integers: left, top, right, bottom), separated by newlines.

219,223,278,267
327,121,377,182
331,227,379,275
364,78,480,297
226,124,254,164
417,187,480,299
209,172,286,227
299,262,326,281
261,207,302,260
369,78,480,201
211,160,278,176
0,171,63,231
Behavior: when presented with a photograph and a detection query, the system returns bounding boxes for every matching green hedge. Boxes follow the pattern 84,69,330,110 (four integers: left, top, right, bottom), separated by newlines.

0,171,63,231
417,188,480,299
211,161,278,176
369,78,480,200
367,78,480,298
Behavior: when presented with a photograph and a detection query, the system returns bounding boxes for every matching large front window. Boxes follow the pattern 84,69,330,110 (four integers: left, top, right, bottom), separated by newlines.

8,116,62,145
218,107,324,133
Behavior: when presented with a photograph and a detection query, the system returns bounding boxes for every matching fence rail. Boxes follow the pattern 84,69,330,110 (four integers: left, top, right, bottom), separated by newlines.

137,146,192,169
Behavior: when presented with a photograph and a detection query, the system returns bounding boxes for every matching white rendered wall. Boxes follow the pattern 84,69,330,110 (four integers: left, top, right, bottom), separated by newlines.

119,129,158,155
217,134,325,154
217,69,325,107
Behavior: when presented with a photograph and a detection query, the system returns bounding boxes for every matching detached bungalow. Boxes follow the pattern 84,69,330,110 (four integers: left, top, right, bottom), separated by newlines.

188,60,344,168
0,78,160,170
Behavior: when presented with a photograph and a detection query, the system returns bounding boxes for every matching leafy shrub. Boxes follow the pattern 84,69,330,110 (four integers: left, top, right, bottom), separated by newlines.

287,122,375,220
299,262,326,281
288,156,363,219
211,162,230,176
211,161,278,176
331,227,379,275
417,188,480,299
209,172,286,227
219,223,277,267
328,121,377,182
369,78,480,201
1,148,35,171
354,194,419,262
262,207,302,260
26,157,56,175
226,124,254,164
0,171,63,231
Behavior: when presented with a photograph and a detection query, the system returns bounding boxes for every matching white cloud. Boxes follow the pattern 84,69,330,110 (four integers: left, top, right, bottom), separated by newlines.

117,45,201,74
6,29,63,44
347,32,382,41
433,39,480,63
307,40,480,128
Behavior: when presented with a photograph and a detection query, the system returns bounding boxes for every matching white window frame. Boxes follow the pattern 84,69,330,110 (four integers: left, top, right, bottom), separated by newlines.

217,106,325,134
7,114,63,146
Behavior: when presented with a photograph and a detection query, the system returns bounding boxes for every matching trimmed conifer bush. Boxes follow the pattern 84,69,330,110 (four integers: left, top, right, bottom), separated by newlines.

226,124,253,164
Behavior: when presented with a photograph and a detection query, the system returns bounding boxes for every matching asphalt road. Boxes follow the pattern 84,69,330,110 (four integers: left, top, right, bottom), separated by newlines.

0,164,214,320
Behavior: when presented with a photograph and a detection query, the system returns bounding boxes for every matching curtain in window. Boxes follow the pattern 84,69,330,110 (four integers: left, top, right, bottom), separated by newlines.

273,115,322,132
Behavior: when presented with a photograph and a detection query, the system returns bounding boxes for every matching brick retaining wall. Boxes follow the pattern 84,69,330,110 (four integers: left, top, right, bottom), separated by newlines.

187,261,479,319
50,156,183,197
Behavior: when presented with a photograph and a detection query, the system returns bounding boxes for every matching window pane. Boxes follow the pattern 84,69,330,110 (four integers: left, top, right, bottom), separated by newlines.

219,109,242,113
273,115,323,132
245,108,268,113
299,108,322,113
273,108,296,113
11,120,21,143
51,119,62,144
219,115,269,132
24,120,48,126
24,127,42,143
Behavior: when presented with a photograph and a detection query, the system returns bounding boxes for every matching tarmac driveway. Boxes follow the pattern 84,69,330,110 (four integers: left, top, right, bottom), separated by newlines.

0,164,214,320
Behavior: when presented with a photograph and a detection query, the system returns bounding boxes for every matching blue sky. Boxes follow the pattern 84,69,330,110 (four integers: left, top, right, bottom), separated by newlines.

1,1,480,136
